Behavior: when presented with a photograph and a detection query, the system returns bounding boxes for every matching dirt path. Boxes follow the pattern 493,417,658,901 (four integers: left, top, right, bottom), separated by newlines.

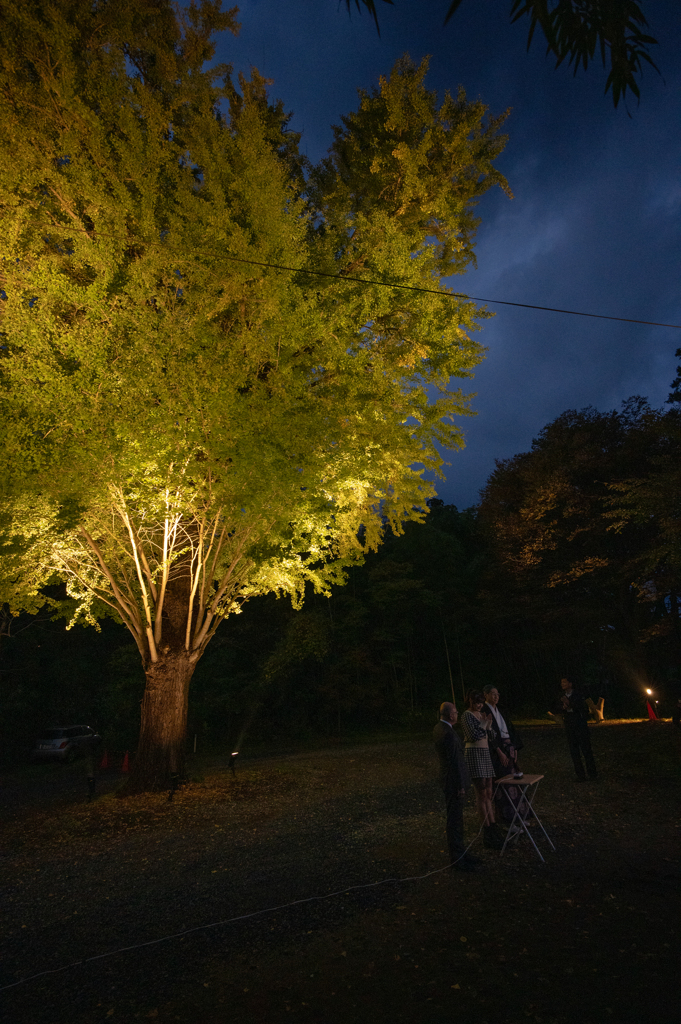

1,724,679,1023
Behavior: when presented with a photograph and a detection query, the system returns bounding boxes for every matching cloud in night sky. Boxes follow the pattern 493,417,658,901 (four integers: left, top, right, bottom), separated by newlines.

214,0,681,506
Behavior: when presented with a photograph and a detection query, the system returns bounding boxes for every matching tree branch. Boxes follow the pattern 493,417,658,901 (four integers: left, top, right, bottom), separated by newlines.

184,518,205,652
116,505,159,663
78,528,141,632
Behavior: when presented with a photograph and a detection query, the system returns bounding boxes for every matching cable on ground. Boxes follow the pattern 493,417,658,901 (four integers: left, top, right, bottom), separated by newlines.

0,824,485,993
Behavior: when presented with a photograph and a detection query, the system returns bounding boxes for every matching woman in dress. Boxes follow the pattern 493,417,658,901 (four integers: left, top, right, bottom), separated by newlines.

462,690,504,849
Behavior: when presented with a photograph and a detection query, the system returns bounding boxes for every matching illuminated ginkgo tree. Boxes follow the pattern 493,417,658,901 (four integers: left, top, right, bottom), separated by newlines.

0,0,509,790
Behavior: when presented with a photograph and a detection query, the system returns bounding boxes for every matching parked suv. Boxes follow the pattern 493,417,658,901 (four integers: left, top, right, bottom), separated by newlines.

32,726,101,762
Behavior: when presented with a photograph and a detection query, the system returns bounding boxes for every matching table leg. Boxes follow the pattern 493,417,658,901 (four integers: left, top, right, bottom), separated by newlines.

494,783,528,857
522,782,556,853
494,780,555,862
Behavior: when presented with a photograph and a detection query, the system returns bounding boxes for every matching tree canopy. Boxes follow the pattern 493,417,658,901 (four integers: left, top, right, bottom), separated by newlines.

0,0,509,787
478,397,681,690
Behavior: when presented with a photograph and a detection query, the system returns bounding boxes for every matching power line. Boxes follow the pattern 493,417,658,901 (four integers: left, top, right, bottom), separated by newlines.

214,252,681,330
19,227,680,328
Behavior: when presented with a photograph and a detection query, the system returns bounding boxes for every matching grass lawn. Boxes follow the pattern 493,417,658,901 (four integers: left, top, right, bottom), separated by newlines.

1,721,679,1024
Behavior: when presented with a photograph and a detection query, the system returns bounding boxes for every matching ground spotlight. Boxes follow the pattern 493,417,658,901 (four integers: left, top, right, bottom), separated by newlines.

229,751,239,776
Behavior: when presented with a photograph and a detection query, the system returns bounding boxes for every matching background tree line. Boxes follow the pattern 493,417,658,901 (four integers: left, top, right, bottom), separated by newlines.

3,368,680,766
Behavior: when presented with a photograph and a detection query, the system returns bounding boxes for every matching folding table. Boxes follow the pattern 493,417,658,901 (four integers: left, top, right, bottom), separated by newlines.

493,773,556,863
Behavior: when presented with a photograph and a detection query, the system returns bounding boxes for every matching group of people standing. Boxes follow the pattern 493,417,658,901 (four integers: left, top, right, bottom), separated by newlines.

433,684,524,872
434,677,599,872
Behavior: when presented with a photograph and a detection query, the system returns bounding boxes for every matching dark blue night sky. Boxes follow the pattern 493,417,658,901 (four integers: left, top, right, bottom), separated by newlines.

214,1,681,507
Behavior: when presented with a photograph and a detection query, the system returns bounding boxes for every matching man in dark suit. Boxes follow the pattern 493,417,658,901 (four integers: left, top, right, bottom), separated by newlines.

433,701,480,872
482,684,523,779
558,678,598,780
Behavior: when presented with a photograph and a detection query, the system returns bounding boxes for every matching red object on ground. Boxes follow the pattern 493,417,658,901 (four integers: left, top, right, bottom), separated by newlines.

122,751,130,772
646,700,658,720
99,750,109,769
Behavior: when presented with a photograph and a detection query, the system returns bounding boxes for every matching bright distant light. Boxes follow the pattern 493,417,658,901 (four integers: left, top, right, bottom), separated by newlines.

646,688,653,695
232,751,239,756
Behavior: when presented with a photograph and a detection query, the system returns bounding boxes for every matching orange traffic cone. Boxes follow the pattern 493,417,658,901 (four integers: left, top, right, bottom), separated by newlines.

646,700,658,720
122,751,130,772
99,750,109,770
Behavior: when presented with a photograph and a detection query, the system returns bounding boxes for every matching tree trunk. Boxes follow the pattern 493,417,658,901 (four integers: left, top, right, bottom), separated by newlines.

125,650,197,794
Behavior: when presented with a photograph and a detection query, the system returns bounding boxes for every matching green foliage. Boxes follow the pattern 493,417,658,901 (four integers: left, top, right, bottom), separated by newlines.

343,0,395,35
350,1,660,108
478,398,681,692
667,347,681,406
0,4,508,686
507,0,659,107
606,408,681,598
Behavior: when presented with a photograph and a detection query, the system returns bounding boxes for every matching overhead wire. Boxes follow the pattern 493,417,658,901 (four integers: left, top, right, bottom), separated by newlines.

15,226,680,328
207,252,681,330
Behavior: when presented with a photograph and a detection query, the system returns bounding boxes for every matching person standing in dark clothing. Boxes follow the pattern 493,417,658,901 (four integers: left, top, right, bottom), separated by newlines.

433,702,481,872
672,698,681,729
483,684,524,779
558,678,598,780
